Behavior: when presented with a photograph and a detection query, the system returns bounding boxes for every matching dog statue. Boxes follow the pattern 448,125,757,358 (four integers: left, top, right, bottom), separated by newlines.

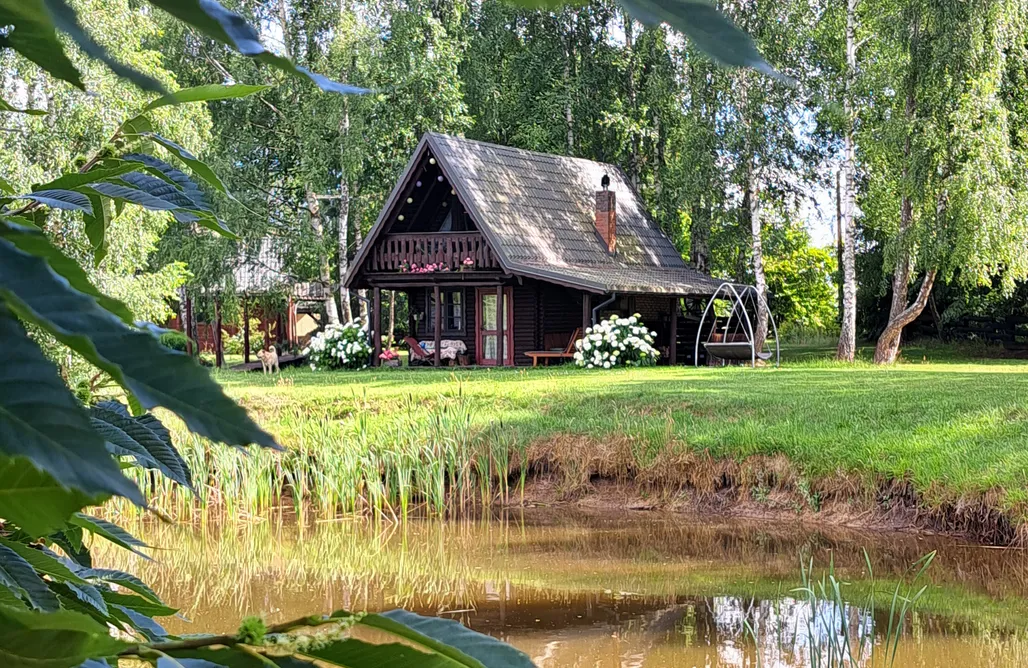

256,345,280,374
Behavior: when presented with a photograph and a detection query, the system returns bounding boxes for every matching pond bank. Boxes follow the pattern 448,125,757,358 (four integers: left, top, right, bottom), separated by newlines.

497,433,1020,544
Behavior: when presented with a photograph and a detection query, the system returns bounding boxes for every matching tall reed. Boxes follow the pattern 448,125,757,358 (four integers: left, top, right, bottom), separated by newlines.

112,388,527,521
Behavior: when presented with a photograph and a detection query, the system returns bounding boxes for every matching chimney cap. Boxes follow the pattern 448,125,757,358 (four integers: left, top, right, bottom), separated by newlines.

600,173,610,191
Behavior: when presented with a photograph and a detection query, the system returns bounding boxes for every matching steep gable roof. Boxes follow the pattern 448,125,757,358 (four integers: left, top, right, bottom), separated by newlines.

346,133,720,296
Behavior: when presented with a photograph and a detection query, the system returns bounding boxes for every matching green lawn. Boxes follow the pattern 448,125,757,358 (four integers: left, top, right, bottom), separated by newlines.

187,341,1028,519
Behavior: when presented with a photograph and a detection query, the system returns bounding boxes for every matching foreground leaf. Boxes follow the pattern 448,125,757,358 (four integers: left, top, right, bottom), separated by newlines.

0,543,60,611
83,568,163,604
144,1,370,95
0,0,85,89
0,606,127,668
0,96,46,115
41,0,168,93
0,304,143,504
142,134,229,194
14,189,93,214
0,237,277,450
30,161,139,193
70,515,151,561
303,638,455,667
90,401,193,489
618,0,785,80
50,581,111,621
332,610,535,668
0,456,98,536
122,154,211,210
101,590,177,618
142,83,271,111
0,538,85,584
111,604,167,641
0,219,133,323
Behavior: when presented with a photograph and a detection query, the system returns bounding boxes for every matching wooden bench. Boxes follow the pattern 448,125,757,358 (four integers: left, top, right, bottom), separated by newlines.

525,328,581,367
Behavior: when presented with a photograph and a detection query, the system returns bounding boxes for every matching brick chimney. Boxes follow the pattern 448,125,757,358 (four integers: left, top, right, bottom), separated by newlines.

594,178,616,253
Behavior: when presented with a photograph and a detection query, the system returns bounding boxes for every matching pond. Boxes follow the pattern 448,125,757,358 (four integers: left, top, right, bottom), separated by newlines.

101,511,1028,666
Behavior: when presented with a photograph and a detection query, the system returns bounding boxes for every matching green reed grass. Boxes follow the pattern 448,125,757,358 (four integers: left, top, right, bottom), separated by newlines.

113,387,526,520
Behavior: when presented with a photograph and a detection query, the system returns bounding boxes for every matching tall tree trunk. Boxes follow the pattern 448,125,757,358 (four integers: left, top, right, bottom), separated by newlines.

836,0,859,362
690,201,711,272
874,37,921,365
387,290,396,349
623,11,640,188
874,270,937,364
338,103,353,323
687,60,716,274
353,220,368,320
746,163,769,353
277,0,293,59
305,189,341,325
563,13,575,154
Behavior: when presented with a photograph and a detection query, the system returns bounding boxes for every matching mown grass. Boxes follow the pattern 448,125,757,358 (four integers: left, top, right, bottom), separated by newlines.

119,341,1028,524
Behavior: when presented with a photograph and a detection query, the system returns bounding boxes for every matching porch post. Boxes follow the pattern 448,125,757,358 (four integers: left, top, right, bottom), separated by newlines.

582,293,591,334
242,297,250,364
433,285,442,367
496,284,505,366
372,287,382,367
669,296,678,366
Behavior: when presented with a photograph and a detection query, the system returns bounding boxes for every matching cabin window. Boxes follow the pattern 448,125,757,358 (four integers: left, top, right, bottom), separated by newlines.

426,289,464,334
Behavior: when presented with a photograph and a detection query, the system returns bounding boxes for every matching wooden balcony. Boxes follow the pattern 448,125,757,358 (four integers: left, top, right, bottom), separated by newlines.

368,233,500,273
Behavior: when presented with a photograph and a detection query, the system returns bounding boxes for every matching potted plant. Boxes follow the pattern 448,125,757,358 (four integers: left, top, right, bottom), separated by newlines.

380,348,401,367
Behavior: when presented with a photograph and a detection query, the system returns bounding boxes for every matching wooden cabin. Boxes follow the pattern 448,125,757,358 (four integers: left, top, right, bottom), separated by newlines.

344,133,722,367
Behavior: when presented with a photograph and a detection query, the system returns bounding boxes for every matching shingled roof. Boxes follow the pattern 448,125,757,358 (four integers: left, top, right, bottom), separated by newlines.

349,133,721,296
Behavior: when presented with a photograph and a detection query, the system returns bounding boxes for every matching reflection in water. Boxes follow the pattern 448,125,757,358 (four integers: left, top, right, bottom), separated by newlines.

95,512,1028,666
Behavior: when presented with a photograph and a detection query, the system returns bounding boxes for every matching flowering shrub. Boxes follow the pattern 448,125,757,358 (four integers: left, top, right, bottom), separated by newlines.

303,319,371,370
573,313,660,369
460,257,474,270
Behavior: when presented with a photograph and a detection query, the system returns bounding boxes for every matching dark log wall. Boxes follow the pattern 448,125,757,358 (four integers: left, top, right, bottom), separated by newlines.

512,283,539,365
531,280,584,354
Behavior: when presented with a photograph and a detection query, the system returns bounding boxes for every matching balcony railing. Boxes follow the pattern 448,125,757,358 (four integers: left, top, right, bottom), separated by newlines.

369,233,500,273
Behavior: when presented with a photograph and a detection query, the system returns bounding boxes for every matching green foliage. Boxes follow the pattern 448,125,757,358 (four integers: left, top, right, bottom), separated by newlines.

763,226,838,333
159,330,191,352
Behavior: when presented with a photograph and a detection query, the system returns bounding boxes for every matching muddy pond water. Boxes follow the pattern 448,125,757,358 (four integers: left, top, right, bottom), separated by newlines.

101,511,1028,666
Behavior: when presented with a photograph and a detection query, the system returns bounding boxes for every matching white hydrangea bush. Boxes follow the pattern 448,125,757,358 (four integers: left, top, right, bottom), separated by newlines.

573,313,660,369
303,319,372,370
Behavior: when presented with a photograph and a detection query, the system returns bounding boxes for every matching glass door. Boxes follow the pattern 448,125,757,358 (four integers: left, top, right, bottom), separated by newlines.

477,288,512,365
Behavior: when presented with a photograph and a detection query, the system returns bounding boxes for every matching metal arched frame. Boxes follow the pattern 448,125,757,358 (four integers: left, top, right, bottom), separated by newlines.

693,282,780,368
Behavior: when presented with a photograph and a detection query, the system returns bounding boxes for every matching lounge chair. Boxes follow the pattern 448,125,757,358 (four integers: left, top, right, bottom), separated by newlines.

525,328,581,367
404,336,434,366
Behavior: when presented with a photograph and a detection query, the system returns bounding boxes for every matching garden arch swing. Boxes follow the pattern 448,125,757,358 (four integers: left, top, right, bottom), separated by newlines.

694,282,780,368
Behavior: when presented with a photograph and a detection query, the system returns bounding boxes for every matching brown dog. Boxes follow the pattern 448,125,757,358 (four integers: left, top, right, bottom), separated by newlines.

256,345,279,374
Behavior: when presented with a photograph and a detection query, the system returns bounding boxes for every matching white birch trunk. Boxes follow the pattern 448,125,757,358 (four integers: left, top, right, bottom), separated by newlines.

836,0,859,362
306,189,340,326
